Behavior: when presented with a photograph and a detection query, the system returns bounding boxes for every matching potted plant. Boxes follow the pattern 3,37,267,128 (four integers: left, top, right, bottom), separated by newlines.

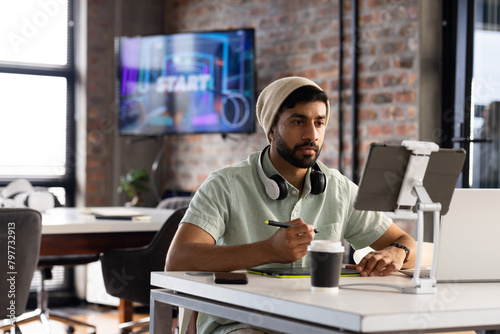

117,168,149,206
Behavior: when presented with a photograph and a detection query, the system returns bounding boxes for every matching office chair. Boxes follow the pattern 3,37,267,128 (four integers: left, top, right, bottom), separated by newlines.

156,195,193,210
0,208,42,334
100,207,187,334
35,254,99,334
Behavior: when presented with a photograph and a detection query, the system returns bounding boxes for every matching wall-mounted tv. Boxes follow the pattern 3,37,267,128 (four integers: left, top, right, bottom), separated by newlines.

116,28,256,136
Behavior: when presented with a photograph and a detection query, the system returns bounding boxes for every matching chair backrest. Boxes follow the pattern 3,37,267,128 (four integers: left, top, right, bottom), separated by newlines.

0,208,42,319
156,196,193,210
100,207,187,305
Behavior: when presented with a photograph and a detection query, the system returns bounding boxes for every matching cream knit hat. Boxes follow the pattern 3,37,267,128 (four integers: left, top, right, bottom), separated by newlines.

256,76,330,143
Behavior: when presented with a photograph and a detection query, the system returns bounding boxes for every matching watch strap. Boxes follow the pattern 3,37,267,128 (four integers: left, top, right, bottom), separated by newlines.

390,242,410,263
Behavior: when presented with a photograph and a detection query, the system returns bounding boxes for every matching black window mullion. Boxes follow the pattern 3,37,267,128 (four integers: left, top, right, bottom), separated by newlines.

442,0,475,188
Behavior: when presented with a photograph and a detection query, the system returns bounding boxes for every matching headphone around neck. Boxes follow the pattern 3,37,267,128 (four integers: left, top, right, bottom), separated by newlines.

257,146,327,200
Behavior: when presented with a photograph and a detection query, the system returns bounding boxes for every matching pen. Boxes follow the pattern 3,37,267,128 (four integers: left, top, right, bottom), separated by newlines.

265,220,319,234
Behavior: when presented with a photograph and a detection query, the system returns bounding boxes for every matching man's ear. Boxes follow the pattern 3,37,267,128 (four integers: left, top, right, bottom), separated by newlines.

268,127,275,142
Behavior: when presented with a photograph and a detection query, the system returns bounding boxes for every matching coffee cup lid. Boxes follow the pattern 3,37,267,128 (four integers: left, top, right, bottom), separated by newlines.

307,240,345,253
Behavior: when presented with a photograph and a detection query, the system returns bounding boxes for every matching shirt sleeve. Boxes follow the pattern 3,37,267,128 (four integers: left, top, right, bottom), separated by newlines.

181,170,232,242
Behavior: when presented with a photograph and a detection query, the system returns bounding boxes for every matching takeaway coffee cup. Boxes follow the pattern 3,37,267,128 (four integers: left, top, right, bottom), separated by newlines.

307,240,345,293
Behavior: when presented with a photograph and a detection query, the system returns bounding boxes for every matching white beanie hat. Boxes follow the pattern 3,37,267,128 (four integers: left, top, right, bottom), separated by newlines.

256,76,330,143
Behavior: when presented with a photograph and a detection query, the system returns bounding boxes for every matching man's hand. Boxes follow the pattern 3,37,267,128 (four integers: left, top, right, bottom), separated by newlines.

345,223,416,277
351,246,406,277
264,218,316,263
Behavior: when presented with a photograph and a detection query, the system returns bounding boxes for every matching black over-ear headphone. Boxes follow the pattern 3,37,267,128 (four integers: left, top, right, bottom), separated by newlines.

257,146,327,200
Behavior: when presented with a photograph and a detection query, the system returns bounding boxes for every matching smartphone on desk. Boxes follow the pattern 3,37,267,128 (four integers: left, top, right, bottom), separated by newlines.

213,272,248,284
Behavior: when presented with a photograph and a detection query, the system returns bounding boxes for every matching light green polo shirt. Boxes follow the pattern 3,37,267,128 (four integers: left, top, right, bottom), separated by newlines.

181,149,392,334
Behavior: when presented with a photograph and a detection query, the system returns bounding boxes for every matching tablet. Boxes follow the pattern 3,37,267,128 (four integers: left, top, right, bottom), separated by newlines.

246,266,360,278
354,143,466,215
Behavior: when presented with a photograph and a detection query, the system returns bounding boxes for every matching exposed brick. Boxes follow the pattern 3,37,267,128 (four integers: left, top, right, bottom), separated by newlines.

395,123,418,136
358,140,374,155
359,108,378,121
288,55,308,68
297,40,317,51
297,68,318,79
368,123,393,137
359,13,376,25
277,13,296,25
408,105,418,119
399,22,418,37
87,171,105,182
358,44,377,56
358,76,380,89
408,72,418,86
368,58,391,72
330,78,351,90
87,158,100,169
395,89,417,103
371,92,393,104
310,19,330,34
408,4,419,19
320,35,339,49
394,56,414,69
86,182,98,195
382,41,406,54
382,73,406,86
86,0,421,203
311,51,328,64
318,65,339,78
381,106,406,120
367,0,390,9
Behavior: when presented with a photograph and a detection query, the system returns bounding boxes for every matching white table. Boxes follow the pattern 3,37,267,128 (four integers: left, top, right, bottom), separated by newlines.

42,207,173,234
150,271,500,334
40,207,174,255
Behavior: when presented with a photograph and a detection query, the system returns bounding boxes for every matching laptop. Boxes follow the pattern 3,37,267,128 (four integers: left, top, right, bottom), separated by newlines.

400,188,500,282
247,266,360,278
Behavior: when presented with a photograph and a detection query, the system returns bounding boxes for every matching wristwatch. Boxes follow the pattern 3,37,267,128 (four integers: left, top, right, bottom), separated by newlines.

390,242,410,263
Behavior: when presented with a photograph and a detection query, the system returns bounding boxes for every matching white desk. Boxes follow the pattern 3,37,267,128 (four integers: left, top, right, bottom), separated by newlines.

150,271,500,334
42,207,174,234
40,207,174,256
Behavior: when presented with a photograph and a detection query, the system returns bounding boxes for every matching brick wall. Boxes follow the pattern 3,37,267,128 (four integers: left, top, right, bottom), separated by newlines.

160,0,419,191
85,0,420,205
86,0,116,206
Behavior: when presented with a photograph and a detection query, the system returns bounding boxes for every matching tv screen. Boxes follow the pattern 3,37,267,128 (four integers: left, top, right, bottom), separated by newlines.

116,28,256,136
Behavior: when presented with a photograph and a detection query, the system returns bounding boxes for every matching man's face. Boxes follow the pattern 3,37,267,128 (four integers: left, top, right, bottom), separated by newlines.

270,101,327,168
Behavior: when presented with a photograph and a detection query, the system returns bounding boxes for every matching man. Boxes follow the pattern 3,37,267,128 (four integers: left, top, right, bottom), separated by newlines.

166,76,416,334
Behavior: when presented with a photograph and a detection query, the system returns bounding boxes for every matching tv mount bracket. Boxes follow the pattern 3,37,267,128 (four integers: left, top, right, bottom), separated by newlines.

386,140,441,294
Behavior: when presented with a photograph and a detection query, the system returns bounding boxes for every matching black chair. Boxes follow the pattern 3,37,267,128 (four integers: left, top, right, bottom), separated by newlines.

100,207,187,334
156,196,193,210
34,254,99,334
0,208,42,334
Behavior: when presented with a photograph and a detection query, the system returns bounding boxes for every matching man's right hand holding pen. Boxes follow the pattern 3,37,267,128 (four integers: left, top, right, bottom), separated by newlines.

266,220,320,234
264,218,317,263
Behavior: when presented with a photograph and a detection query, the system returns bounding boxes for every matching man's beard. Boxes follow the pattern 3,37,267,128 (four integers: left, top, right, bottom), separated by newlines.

274,130,321,168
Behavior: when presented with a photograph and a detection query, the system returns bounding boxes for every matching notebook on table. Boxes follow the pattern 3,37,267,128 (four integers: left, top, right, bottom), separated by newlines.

247,266,360,278
400,188,500,283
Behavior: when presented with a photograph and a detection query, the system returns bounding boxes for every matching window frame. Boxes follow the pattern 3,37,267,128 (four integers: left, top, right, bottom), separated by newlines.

0,1,76,206
441,0,475,188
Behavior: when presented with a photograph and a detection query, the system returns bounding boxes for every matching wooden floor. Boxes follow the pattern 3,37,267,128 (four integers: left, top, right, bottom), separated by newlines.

8,305,154,334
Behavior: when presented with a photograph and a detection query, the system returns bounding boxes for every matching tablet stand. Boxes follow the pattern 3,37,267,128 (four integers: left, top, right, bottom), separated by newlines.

387,141,440,294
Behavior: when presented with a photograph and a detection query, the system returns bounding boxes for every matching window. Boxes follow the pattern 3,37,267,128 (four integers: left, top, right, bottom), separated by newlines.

0,1,75,205
442,0,500,188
